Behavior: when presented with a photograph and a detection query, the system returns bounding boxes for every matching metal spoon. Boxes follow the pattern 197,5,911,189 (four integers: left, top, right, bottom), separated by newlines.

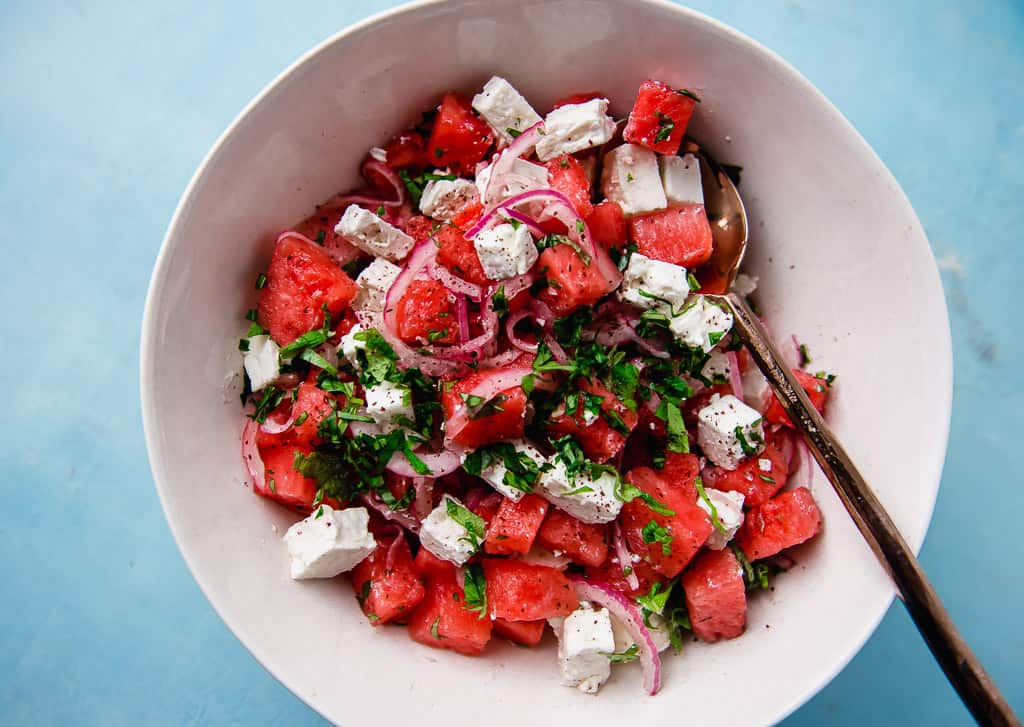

693,146,1019,727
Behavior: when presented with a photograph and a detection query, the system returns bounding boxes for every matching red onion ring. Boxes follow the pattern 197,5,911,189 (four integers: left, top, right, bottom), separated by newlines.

542,334,569,364
385,531,405,571
725,350,744,402
360,493,420,533
505,309,540,354
502,273,536,301
480,121,545,203
479,347,526,368
385,448,461,478
567,575,662,695
413,478,435,521
455,294,471,342
612,522,640,591
503,208,546,236
241,419,268,494
258,406,294,435
430,261,483,300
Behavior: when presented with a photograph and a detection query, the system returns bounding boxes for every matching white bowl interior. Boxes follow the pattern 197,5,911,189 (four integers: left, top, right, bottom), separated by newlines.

142,1,951,725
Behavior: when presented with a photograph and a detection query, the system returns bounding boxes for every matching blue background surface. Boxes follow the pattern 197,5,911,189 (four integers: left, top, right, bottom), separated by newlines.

1,0,1021,724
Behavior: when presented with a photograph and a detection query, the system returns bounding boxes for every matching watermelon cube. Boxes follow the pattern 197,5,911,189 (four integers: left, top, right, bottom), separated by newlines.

257,232,358,346
681,547,747,642
435,223,489,286
350,535,425,625
586,200,627,252
407,574,493,656
493,618,547,647
483,559,579,621
622,79,697,156
703,430,790,507
255,433,319,513
485,495,549,556
546,154,594,217
537,244,611,317
396,279,459,345
764,369,830,428
427,93,494,174
536,508,608,567
628,204,713,268
548,379,639,463
736,487,822,560
440,368,528,448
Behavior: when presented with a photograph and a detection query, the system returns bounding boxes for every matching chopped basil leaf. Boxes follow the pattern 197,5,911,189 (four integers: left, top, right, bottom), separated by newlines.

602,644,640,664
238,338,250,352
255,273,268,290
731,543,771,591
506,127,522,138
293,411,309,427
694,476,727,535
798,343,811,367
758,473,776,484
654,112,675,143
356,579,372,606
734,426,759,456
460,392,486,408
462,563,488,619
445,498,486,550
491,285,509,318
314,230,326,245
636,581,671,615
641,520,673,555
686,271,701,292
677,88,701,102
430,616,443,639
376,205,386,217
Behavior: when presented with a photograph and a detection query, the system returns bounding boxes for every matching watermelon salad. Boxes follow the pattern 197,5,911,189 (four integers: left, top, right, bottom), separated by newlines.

237,76,833,695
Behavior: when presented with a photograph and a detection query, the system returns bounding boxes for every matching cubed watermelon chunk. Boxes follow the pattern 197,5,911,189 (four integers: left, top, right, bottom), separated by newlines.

254,433,319,513
536,508,609,567
620,466,711,577
383,129,430,169
413,545,458,582
493,618,546,647
622,80,698,156
440,368,528,448
483,559,579,621
658,451,701,503
736,487,822,560
485,495,549,556
350,535,425,625
703,430,790,507
628,204,713,268
548,379,639,463
681,547,747,642
537,244,611,317
586,200,627,252
427,93,494,174
546,155,593,217
407,574,493,656
585,557,665,599
764,369,830,428
285,378,343,448
435,223,489,286
404,215,436,244
257,233,359,346
396,279,459,345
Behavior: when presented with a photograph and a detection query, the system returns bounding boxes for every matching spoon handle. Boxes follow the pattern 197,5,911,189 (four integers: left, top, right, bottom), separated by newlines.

720,292,1020,727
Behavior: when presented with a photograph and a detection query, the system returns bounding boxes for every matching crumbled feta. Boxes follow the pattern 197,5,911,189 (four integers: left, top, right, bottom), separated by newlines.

758,458,773,472
419,496,478,565
582,408,599,426
669,295,734,352
558,605,616,694
733,273,759,297
339,323,367,369
466,439,547,502
473,222,538,280
335,204,415,262
600,143,667,216
419,174,479,221
243,335,280,391
697,393,766,470
702,349,732,384
471,76,543,146
538,460,623,524
476,156,549,204
353,257,401,314
283,505,376,580
697,488,745,550
364,380,414,432
535,98,616,162
618,252,689,311
659,153,703,206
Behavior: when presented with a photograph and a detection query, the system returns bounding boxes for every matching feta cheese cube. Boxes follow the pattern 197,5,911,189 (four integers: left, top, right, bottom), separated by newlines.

558,606,616,694
669,295,734,352
353,257,401,314
472,76,543,146
535,98,616,162
335,205,414,262
339,323,367,369
659,153,704,206
538,460,623,524
702,349,732,385
600,143,667,216
697,393,766,470
473,222,538,280
466,439,547,502
243,334,280,391
476,156,549,204
419,496,478,565
419,174,479,221
618,252,689,311
364,381,414,432
697,488,745,550
283,505,376,580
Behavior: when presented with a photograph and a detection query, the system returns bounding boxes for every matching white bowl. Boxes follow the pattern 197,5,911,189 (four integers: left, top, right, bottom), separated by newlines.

141,1,952,724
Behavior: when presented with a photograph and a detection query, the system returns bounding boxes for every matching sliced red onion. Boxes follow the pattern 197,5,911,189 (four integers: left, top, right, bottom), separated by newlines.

503,273,536,302
503,208,546,236
455,295,471,342
631,329,670,359
241,419,267,494
258,405,295,435
778,429,796,469
347,420,381,439
443,365,534,447
385,448,461,478
725,350,744,402
480,347,526,368
385,532,405,571
567,575,662,695
795,438,814,489
463,486,487,512
543,334,569,364
361,157,406,207
612,523,640,591
361,493,420,533
430,260,483,300
480,121,545,203
519,546,572,570
413,478,435,521
506,309,540,354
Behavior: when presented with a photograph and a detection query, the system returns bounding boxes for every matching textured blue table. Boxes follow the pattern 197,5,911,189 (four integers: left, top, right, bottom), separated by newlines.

2,1,1021,724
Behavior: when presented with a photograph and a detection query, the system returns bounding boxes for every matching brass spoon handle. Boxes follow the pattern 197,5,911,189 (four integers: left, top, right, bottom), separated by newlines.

719,292,1020,727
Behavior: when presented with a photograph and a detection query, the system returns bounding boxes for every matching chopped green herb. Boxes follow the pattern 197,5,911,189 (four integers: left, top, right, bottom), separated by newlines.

734,425,759,456
708,330,725,347
602,644,640,664
430,616,443,639
491,285,509,318
758,473,776,484
575,218,585,234
314,505,324,519
427,328,449,342
250,386,286,424
626,173,634,182
294,411,309,427
816,371,837,387
462,563,488,619
506,127,522,138
642,520,673,555
677,88,701,102
267,477,276,493
459,392,486,408
238,338,250,352
654,112,675,143
686,271,701,292
376,205,386,217
463,442,546,494
314,230,326,245
356,579,372,606
636,581,671,615
694,476,726,535
798,343,811,367
615,479,675,516
731,543,771,591
445,497,486,551
245,308,259,322
255,273,268,290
